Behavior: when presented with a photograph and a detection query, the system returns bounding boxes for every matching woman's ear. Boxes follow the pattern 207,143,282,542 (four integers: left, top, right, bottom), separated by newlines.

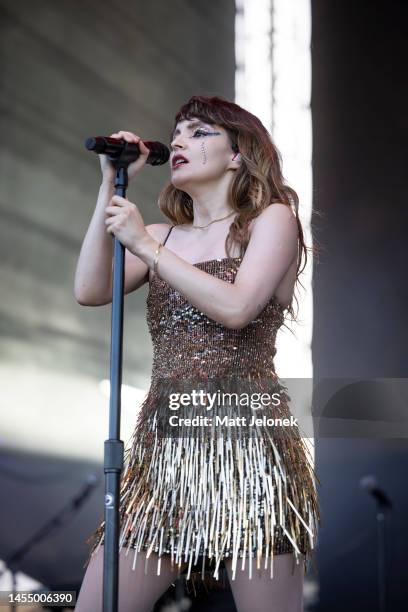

232,152,241,162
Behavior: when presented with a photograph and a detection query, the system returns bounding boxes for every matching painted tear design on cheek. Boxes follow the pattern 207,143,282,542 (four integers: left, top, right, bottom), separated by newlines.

200,141,207,164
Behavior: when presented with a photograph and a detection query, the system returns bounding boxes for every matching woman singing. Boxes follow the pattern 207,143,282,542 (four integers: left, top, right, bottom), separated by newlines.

74,95,320,612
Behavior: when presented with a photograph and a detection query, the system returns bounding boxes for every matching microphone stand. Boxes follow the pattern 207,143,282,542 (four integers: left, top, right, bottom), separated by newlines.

373,491,392,612
84,137,169,612
361,477,393,612
102,155,131,612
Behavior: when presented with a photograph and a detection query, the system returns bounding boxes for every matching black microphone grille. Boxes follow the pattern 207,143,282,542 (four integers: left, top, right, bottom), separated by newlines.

145,141,170,165
85,137,97,151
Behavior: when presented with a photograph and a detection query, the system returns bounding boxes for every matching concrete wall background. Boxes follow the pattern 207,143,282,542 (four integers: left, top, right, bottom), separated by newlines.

0,0,235,460
0,0,237,597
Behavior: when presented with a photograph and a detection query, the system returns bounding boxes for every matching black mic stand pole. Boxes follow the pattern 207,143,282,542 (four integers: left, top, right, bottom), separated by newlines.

374,492,392,612
102,148,134,612
361,477,393,612
84,136,169,612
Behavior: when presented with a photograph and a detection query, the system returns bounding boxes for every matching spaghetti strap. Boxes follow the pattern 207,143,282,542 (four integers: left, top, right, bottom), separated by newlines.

162,225,174,246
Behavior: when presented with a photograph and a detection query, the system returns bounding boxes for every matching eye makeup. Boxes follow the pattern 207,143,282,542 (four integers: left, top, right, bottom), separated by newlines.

171,120,220,142
192,128,220,138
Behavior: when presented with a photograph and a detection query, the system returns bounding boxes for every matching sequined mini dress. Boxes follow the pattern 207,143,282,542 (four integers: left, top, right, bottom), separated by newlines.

85,225,321,590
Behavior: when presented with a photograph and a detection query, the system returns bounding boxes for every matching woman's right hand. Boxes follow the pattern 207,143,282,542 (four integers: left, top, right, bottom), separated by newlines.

99,130,150,184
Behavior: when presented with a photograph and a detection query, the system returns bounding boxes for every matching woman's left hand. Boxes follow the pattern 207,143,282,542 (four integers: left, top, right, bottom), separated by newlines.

105,195,149,255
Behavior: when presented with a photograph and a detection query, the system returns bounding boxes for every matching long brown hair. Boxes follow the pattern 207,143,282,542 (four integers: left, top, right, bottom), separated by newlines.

158,95,315,323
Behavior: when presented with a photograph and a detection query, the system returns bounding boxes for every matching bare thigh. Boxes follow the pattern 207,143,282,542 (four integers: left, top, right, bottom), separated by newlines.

224,553,305,612
75,545,188,612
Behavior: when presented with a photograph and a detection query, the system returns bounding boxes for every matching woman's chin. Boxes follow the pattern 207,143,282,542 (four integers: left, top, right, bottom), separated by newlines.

170,175,190,189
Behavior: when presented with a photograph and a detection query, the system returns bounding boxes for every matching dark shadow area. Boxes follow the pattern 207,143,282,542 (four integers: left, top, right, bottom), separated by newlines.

312,0,408,610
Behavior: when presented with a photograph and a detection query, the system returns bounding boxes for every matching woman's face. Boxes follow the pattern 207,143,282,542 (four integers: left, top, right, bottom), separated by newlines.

169,118,237,191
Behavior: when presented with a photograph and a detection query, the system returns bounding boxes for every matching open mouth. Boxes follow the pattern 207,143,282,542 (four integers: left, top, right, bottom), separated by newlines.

172,161,188,169
172,156,189,169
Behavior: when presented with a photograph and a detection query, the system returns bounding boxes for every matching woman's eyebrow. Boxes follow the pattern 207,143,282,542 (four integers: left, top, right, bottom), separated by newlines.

171,120,210,139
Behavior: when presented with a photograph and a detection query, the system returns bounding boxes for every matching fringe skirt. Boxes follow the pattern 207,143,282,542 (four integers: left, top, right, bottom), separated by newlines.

84,374,321,593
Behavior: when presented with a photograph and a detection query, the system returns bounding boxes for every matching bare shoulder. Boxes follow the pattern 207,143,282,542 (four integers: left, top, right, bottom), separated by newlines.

248,204,298,263
242,203,298,275
145,222,173,243
248,203,297,234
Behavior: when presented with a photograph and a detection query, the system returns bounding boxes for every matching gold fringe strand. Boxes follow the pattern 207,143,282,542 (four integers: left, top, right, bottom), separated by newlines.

84,374,321,592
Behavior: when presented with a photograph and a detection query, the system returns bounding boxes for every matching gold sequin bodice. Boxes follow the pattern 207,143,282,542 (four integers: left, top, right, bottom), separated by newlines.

146,257,286,381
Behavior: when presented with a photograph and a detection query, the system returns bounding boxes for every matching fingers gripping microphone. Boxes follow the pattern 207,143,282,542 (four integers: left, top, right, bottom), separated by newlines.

85,136,170,166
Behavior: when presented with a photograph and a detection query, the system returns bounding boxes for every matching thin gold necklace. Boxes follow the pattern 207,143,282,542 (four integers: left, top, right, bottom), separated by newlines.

192,210,235,230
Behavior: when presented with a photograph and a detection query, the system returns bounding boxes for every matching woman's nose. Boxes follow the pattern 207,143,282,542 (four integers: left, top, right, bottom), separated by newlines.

170,135,186,151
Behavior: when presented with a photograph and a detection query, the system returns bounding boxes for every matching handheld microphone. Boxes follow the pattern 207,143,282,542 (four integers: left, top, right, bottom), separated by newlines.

85,136,170,166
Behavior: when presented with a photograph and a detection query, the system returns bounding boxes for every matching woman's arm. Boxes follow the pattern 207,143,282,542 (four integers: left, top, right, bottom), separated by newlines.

74,130,151,306
74,180,115,305
136,204,298,329
75,216,169,306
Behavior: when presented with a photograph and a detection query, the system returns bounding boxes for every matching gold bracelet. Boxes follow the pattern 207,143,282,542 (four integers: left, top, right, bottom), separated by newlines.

153,242,163,275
